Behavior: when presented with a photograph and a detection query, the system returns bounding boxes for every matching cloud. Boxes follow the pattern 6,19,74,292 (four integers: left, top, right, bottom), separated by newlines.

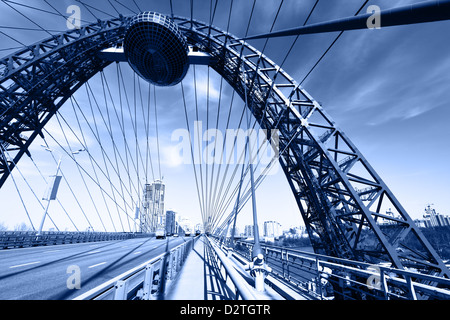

297,17,450,128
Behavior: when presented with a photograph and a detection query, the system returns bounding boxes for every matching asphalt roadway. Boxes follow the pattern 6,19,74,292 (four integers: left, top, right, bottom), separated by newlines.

0,236,188,300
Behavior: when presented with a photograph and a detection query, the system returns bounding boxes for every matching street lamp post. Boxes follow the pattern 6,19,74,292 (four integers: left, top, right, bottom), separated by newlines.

37,154,61,236
37,146,84,236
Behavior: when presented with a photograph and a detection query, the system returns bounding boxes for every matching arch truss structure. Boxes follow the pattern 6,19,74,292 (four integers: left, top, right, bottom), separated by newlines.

0,12,448,280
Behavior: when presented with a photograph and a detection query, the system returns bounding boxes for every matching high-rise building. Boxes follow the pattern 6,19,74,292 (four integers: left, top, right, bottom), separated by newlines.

165,210,177,235
423,205,450,228
244,225,254,238
263,221,282,239
139,179,165,232
139,184,151,233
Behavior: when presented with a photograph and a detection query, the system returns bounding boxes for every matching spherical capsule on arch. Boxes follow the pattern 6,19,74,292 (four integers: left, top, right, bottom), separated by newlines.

123,12,189,86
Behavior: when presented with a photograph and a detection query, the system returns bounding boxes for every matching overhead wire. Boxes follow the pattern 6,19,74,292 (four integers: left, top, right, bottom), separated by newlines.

42,120,96,232
75,78,141,228
43,0,94,25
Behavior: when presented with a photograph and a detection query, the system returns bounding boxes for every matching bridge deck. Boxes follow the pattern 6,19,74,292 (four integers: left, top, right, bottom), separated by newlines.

165,236,308,300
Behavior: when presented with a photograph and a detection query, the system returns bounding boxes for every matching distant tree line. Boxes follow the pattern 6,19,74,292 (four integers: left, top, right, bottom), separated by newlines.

274,235,312,248
0,222,33,231
273,226,450,261
419,226,450,260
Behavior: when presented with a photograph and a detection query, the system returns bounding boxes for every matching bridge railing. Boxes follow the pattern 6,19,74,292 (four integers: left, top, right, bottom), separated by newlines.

205,236,264,300
233,240,450,300
0,231,153,249
73,236,198,300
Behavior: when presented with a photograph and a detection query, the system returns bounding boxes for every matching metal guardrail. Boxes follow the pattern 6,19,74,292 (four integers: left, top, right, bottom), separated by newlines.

206,236,262,300
0,231,153,249
73,236,197,300
234,240,450,300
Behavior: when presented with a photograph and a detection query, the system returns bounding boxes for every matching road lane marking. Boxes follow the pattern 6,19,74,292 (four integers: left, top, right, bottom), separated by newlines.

45,250,61,253
133,251,141,255
88,262,106,269
87,250,101,254
9,261,40,268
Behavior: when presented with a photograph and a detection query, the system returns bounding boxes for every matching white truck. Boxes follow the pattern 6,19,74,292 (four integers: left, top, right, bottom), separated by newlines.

155,227,166,239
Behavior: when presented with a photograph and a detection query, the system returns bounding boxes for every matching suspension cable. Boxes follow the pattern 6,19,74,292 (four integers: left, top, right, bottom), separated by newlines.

153,85,162,180
212,0,323,233
54,112,107,232
300,0,370,85
29,155,80,232
114,0,137,14
67,81,142,228
43,0,94,25
41,133,95,231
207,0,249,226
180,80,206,224
0,147,36,230
42,127,138,230
68,96,111,232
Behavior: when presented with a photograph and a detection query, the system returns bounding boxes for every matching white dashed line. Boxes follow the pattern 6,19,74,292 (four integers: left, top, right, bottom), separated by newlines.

9,261,40,268
88,262,106,269
44,250,61,253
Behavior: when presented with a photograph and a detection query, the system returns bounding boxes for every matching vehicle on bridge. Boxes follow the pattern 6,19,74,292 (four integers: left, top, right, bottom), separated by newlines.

155,228,166,239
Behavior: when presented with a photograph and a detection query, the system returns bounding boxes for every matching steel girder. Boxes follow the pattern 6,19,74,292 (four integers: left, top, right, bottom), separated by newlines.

0,14,448,281
173,17,450,279
0,16,132,188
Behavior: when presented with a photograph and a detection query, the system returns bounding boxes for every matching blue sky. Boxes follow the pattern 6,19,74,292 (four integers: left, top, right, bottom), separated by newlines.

0,0,449,233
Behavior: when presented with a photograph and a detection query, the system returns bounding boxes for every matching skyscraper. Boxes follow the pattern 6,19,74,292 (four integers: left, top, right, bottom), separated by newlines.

140,179,166,232
166,210,177,235
244,225,254,238
263,221,282,239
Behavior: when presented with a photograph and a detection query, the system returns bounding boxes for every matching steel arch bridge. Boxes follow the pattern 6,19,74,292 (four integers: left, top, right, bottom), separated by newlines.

0,9,448,283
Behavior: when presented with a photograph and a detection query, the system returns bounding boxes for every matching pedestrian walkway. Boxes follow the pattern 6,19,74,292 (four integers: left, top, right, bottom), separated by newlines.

164,236,286,300
165,236,207,299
